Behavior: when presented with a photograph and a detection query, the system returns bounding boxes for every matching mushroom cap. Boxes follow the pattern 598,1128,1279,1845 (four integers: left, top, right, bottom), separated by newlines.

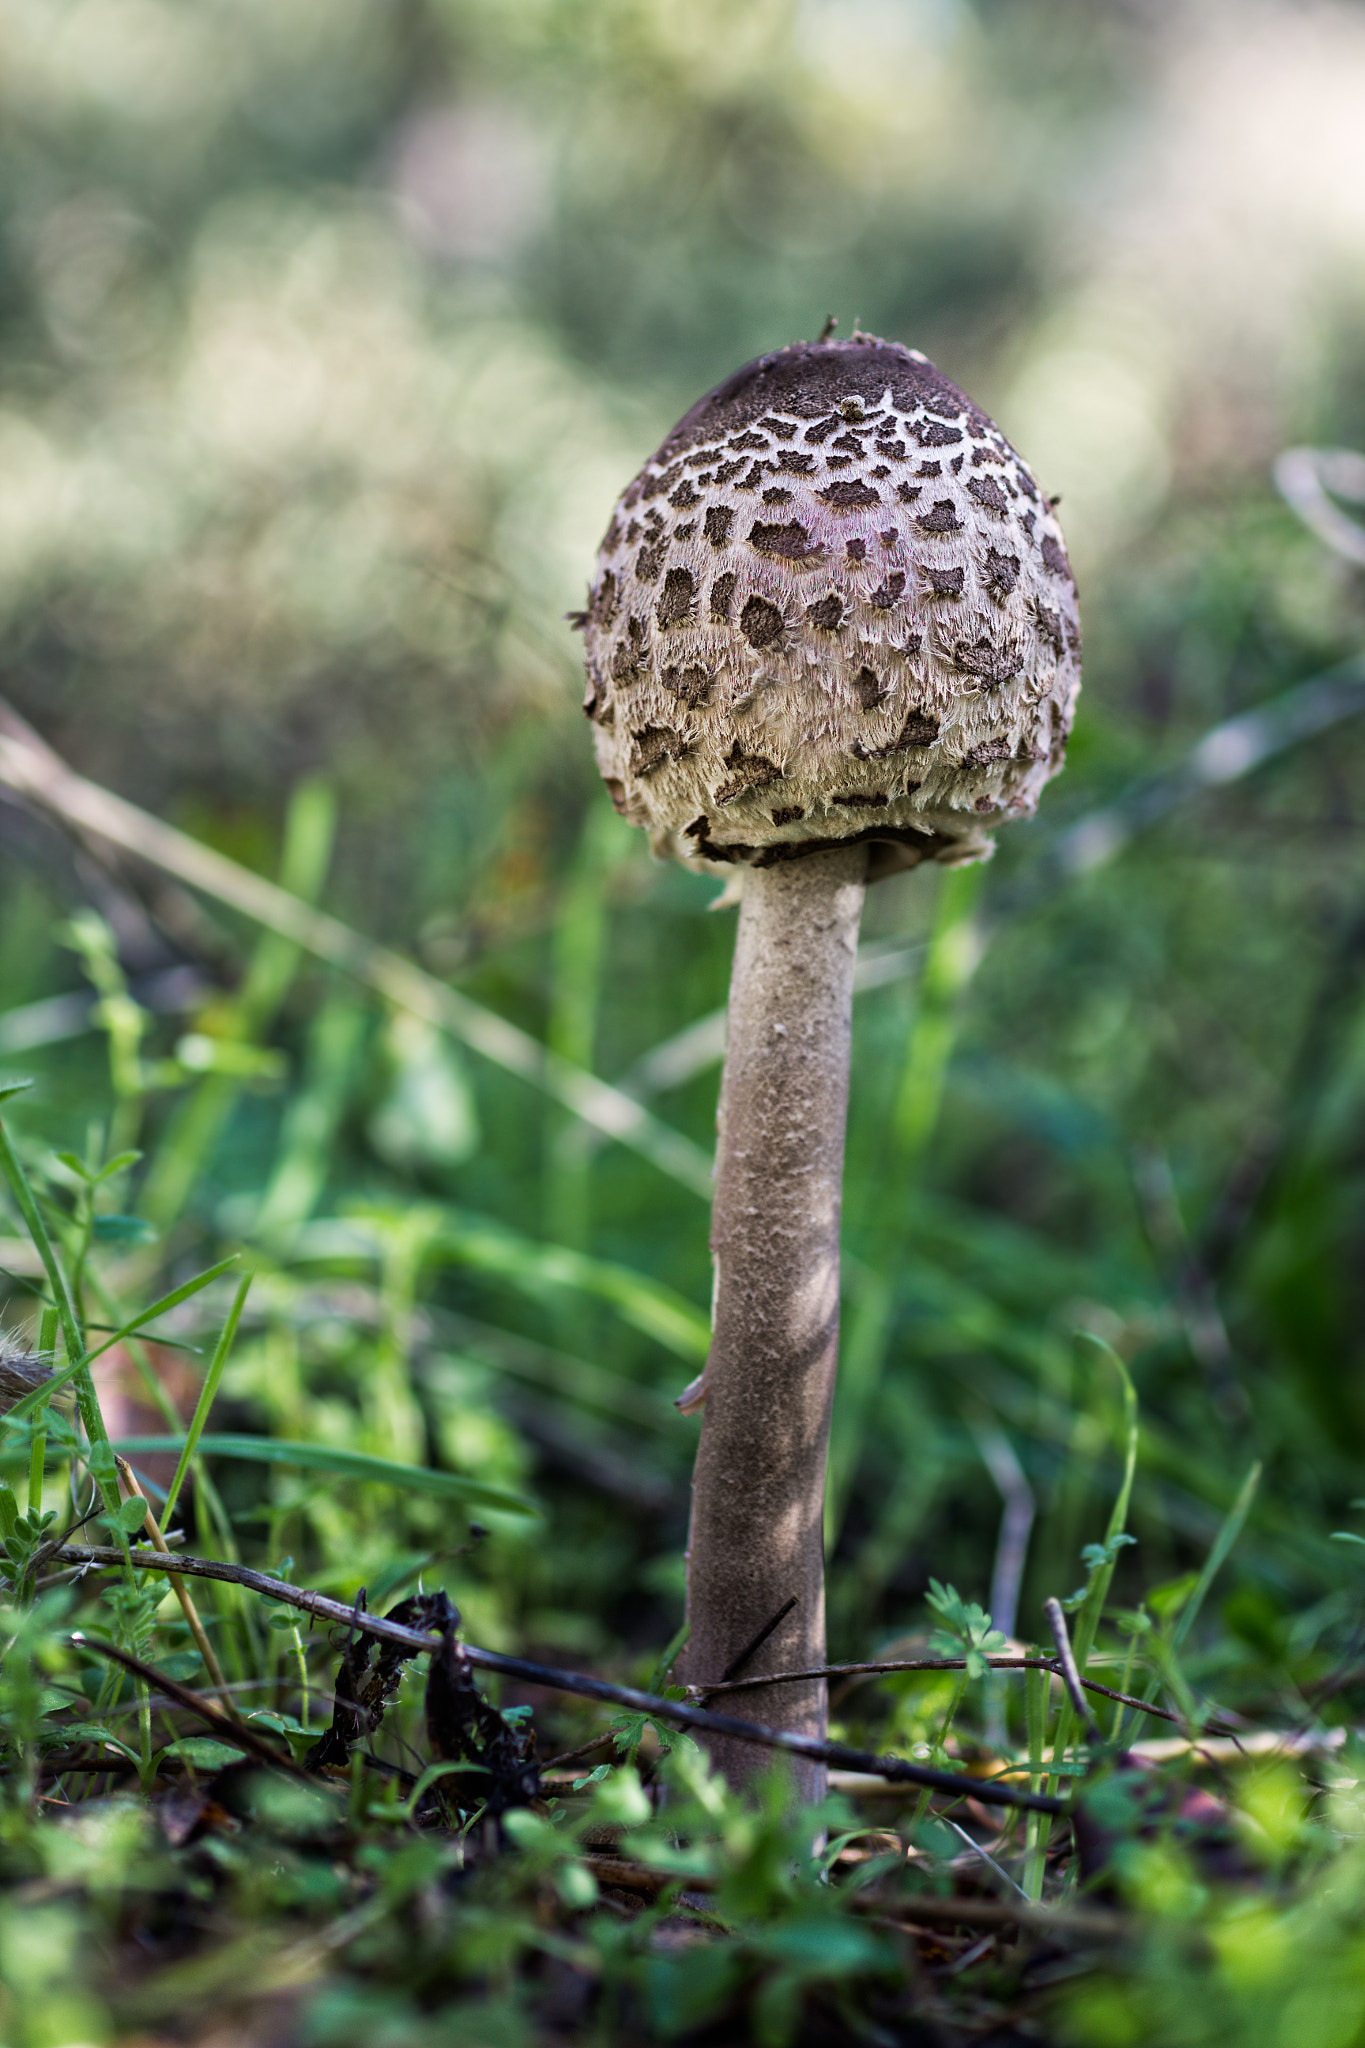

578,335,1081,879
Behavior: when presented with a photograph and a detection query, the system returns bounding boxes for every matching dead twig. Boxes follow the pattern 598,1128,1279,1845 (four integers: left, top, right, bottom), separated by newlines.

73,1635,312,1779
1043,1598,1104,1747
582,1851,711,1896
113,1455,235,1716
858,1892,1127,1943
580,1852,1128,1946
57,1546,1065,1814
541,1730,619,1772
692,1655,1224,1735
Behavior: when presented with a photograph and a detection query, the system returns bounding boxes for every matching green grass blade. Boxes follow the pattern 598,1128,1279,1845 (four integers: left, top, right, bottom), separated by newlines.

436,1313,673,1430
0,1112,83,1368
1072,1334,1139,1669
544,804,618,1252
138,779,337,1232
112,1434,537,1515
253,992,368,1242
237,777,338,1029
436,1213,710,1361
648,1616,690,1693
160,1273,253,1531
27,1304,57,1515
825,1268,895,1542
1045,1336,1140,1793
1171,1460,1262,1654
893,862,986,1160
1022,1663,1049,1901
296,1210,710,1362
827,866,985,1544
83,1256,240,1364
10,753,711,1195
0,1110,119,1504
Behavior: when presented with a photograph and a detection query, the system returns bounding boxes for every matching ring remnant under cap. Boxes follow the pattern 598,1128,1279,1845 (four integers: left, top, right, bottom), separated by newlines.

576,334,1081,882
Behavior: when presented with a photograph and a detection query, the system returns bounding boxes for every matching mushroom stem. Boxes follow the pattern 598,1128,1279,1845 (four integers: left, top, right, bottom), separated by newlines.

683,842,868,1799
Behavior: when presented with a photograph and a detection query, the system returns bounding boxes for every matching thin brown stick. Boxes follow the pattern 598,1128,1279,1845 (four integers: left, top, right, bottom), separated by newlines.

855,1893,1127,1942
578,1853,1126,1945
58,1539,1205,1738
1043,1597,1103,1745
114,1456,235,1715
581,1851,706,1896
541,1730,618,1772
73,1634,311,1778
56,1545,1064,1814
691,1657,1212,1734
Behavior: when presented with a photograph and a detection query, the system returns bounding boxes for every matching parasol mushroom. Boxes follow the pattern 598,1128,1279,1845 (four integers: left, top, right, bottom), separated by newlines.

577,333,1081,1798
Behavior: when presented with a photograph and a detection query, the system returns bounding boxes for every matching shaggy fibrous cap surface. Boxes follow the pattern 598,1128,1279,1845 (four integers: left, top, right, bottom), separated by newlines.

578,335,1081,877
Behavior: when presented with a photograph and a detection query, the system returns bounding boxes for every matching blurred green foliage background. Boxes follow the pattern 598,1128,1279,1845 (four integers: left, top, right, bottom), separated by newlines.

3,0,1365,1684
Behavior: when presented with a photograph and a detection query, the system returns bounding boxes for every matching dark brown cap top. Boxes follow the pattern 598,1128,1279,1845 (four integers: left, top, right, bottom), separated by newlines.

578,335,1081,878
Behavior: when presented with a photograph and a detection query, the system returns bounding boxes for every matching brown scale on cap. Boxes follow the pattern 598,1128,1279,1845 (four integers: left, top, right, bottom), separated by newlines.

576,334,1081,880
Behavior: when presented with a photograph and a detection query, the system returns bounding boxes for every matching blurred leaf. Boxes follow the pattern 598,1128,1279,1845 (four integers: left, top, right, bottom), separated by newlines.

160,1272,252,1530
96,1152,143,1184
56,1723,143,1765
157,1653,208,1682
1170,1460,1262,1651
91,1215,159,1246
1147,1572,1200,1622
84,1256,240,1364
174,1035,288,1083
160,1738,246,1769
435,1212,709,1361
112,1435,536,1515
370,1012,479,1172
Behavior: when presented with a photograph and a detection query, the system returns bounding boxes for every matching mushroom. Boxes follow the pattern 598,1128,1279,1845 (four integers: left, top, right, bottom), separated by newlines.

577,334,1081,1799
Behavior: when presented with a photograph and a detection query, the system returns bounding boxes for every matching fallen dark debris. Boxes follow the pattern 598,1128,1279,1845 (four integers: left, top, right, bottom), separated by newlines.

424,1606,542,1818
305,1586,451,1772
